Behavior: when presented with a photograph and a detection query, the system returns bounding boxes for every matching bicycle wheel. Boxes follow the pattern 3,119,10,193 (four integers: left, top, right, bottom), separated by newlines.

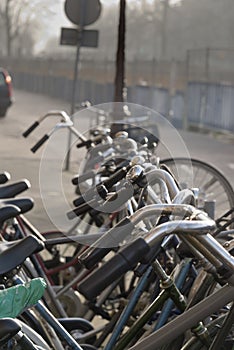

160,158,234,221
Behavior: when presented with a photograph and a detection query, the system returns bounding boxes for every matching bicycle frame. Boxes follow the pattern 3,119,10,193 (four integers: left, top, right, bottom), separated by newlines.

118,206,234,349
129,283,234,350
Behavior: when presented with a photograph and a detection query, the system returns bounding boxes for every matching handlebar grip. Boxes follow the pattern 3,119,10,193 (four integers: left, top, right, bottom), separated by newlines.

22,121,39,138
72,170,95,185
67,201,93,219
79,217,136,269
31,134,49,153
95,183,133,213
76,140,92,149
87,186,133,220
80,247,113,270
73,184,107,207
78,238,150,300
73,195,86,208
102,167,129,190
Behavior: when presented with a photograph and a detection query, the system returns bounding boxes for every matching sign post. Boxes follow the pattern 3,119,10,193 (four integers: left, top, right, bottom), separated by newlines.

62,0,101,170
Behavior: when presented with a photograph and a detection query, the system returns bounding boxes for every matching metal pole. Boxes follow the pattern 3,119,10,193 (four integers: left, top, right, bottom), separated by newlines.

65,0,86,171
114,0,126,104
64,33,82,171
111,0,126,135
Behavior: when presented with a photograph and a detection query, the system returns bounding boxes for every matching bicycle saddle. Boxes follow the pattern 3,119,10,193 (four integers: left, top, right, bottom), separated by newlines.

0,179,31,198
0,318,21,346
0,236,45,275
0,171,11,184
0,205,21,226
1,198,34,214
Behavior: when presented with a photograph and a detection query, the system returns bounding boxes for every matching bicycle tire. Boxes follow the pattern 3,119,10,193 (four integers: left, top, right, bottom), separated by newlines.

160,158,234,221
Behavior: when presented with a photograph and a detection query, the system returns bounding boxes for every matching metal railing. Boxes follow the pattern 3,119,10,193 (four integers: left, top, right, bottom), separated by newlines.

2,50,234,133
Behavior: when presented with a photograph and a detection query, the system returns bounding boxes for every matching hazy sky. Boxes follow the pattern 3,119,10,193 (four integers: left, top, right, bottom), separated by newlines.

35,0,182,53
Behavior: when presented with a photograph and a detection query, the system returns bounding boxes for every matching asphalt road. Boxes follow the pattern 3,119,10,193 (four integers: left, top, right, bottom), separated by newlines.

0,89,233,232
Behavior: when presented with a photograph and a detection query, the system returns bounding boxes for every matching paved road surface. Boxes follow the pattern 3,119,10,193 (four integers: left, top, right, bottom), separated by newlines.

0,90,233,232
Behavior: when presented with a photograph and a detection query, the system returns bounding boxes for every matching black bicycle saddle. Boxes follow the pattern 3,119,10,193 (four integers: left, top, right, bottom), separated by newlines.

0,318,21,346
0,205,21,226
0,236,45,275
0,179,31,198
1,198,34,214
0,171,11,185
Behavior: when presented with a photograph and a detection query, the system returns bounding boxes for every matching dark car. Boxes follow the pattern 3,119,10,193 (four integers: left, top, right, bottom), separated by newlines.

0,68,13,117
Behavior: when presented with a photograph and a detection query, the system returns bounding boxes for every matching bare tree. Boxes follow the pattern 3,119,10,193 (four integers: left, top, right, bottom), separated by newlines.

0,0,54,57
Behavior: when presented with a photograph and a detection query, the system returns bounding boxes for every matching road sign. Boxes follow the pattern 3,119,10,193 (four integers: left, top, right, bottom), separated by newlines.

81,29,99,47
64,0,101,26
60,28,99,47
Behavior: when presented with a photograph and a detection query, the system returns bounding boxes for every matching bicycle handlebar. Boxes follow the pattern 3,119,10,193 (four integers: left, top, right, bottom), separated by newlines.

102,167,130,190
22,121,40,138
78,206,217,299
23,110,87,154
76,140,92,149
72,170,96,186
76,134,104,149
78,203,213,270
73,165,131,208
78,217,136,269
31,134,50,153
67,199,97,219
78,238,150,299
23,111,70,136
70,181,134,220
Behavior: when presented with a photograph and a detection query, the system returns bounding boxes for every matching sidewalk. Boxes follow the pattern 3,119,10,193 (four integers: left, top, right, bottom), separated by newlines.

0,90,233,233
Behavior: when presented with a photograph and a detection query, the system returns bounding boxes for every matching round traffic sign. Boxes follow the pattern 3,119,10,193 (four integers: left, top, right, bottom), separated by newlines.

64,0,102,26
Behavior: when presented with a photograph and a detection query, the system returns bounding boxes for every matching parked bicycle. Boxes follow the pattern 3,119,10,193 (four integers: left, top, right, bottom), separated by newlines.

0,102,233,349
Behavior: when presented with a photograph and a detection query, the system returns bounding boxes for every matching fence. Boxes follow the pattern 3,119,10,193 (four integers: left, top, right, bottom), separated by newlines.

2,49,234,132
186,48,234,132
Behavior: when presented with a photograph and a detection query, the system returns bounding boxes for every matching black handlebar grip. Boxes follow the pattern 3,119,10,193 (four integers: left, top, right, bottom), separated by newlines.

88,187,131,218
94,183,134,214
79,217,135,269
77,134,103,148
78,238,150,300
72,170,95,185
102,167,129,190
31,134,49,153
80,247,113,270
0,180,31,199
0,171,11,184
73,181,100,206
73,184,108,207
73,195,86,208
22,121,39,138
76,140,92,149
0,205,21,226
67,201,94,219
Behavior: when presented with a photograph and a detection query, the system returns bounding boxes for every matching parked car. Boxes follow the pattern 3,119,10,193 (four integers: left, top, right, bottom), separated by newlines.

0,68,13,117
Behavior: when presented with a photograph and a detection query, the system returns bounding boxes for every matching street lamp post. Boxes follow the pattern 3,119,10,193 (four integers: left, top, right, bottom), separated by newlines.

112,0,127,135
